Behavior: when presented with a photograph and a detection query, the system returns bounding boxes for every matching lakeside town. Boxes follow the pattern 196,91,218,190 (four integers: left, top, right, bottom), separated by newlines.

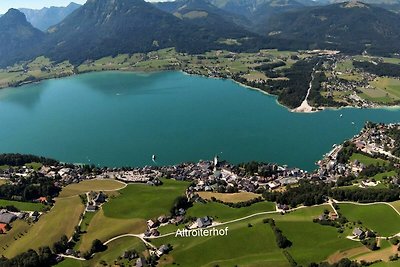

1,123,399,198
0,122,399,266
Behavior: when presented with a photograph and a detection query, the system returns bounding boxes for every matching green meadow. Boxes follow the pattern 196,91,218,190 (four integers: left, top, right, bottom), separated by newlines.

349,153,388,166
338,203,400,237
0,199,46,212
102,179,190,220
3,196,84,258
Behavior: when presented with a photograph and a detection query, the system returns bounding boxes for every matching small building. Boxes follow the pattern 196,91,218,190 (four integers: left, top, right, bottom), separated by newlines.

156,244,169,257
197,216,212,228
36,197,48,204
86,205,97,212
147,219,156,229
157,215,168,224
0,223,8,234
136,257,148,267
329,212,338,221
93,192,107,205
353,228,365,239
31,211,40,221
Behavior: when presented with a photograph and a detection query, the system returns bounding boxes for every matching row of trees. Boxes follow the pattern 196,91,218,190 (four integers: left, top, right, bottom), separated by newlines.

0,154,58,167
263,218,292,249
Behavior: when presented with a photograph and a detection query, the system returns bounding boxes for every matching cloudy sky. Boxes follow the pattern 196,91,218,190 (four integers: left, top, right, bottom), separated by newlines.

0,0,170,13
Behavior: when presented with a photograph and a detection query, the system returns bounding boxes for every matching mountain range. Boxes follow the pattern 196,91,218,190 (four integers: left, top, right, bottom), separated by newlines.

0,9,45,67
19,2,81,31
0,0,400,67
264,1,400,54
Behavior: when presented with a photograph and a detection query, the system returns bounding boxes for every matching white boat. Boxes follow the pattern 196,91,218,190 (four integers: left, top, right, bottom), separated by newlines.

340,114,343,117
152,155,156,161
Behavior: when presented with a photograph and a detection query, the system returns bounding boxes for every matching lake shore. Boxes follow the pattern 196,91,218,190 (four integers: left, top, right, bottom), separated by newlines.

1,67,400,114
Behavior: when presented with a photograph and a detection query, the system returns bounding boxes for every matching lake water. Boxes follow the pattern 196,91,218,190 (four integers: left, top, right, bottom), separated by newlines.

0,71,399,171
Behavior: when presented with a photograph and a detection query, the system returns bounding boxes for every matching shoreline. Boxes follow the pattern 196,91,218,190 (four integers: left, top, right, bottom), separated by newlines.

1,68,400,114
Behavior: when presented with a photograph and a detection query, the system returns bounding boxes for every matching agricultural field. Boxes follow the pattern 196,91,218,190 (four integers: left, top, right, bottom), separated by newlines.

0,199,46,212
59,179,126,198
77,210,146,253
154,217,289,267
0,220,32,254
349,153,388,166
337,203,400,237
155,205,363,267
197,191,262,203
58,236,148,267
2,196,84,258
391,200,400,213
186,201,276,222
102,179,190,220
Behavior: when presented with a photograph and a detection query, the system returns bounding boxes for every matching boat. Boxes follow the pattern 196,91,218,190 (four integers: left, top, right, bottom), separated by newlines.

152,155,156,161
340,114,343,117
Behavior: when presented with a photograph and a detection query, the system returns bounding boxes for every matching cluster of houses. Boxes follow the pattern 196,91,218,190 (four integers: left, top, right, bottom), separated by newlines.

317,123,400,185
86,192,107,212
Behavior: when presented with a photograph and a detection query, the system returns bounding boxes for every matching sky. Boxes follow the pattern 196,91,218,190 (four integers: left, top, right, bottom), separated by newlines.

0,0,87,13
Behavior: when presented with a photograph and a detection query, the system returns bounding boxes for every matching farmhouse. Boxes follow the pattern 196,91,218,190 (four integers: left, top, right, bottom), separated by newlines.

353,228,365,239
197,216,212,228
0,211,17,224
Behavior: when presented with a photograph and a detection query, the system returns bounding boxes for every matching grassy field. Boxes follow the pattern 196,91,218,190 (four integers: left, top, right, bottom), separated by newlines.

372,171,398,182
61,236,148,267
0,179,7,185
359,77,400,104
0,220,32,254
391,200,400,213
0,199,46,211
154,217,289,267
24,162,43,171
3,196,84,258
155,205,362,267
197,192,262,203
59,179,126,198
337,203,400,237
278,220,361,266
372,77,400,98
186,201,276,222
349,153,388,166
78,210,146,253
102,179,190,220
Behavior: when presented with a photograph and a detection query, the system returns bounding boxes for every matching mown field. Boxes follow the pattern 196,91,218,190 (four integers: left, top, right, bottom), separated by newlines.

197,192,261,203
60,236,148,267
0,199,46,212
349,153,388,166
154,217,289,267
78,210,146,253
102,179,190,220
337,203,400,237
186,201,276,222
3,196,84,258
154,205,362,267
0,220,32,254
58,179,126,198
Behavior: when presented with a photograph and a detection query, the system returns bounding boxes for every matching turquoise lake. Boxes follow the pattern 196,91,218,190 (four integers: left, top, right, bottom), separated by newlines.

0,71,399,171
